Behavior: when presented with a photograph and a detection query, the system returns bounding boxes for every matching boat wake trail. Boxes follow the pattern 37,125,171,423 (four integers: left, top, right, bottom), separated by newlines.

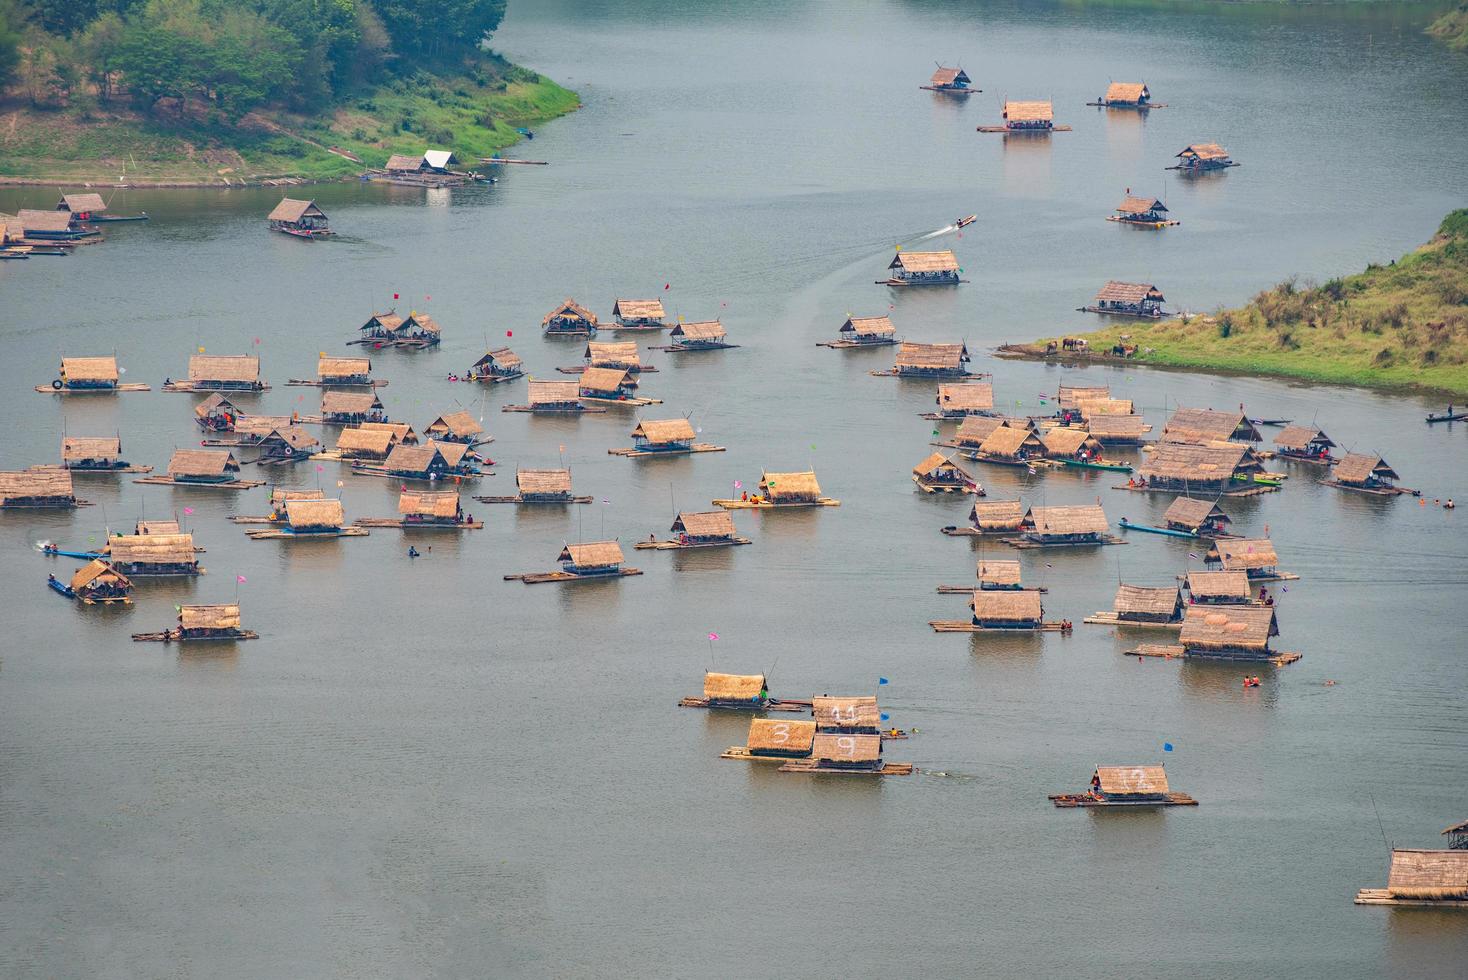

919,223,959,240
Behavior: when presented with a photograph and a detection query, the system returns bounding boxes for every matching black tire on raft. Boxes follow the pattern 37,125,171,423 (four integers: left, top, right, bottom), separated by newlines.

52,379,62,390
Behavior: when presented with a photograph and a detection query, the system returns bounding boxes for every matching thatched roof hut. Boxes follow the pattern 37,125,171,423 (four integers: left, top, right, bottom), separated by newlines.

1003,100,1054,127
977,559,1023,590
671,510,738,541
255,427,320,459
1381,850,1468,902
704,672,766,705
1163,497,1231,534
335,426,398,460
1075,397,1135,418
1020,504,1109,543
517,468,574,500
0,470,76,507
188,355,263,390
611,299,665,326
321,391,384,422
1178,605,1278,657
1092,281,1164,315
61,436,122,467
668,320,728,346
1162,408,1262,445
1093,765,1169,800
383,440,470,478
585,341,642,371
179,603,242,635
578,367,635,399
970,589,1043,627
1113,585,1184,623
557,541,624,573
745,718,816,758
1085,414,1149,444
969,498,1025,532
1174,143,1234,170
267,198,328,231
527,380,582,409
887,250,960,283
977,425,1045,461
1138,442,1264,493
1101,82,1151,106
1273,425,1335,455
399,313,441,344
284,498,346,532
424,410,483,443
69,559,132,601
59,356,119,388
318,355,373,384
58,192,108,215
167,449,240,483
760,470,821,504
631,418,695,450
929,66,971,89
1041,427,1105,460
542,299,598,334
840,315,895,342
106,533,198,572
812,696,881,733
954,415,1009,448
194,392,241,423
935,382,993,416
1206,538,1279,576
1058,385,1109,411
809,733,883,767
360,312,404,338
912,451,975,489
1331,453,1399,489
269,488,324,509
1114,195,1169,219
398,489,462,522
1185,570,1252,605
470,348,522,379
18,209,76,235
135,519,182,534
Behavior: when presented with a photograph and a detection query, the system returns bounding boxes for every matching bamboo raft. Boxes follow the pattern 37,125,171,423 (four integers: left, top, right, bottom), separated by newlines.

679,698,806,712
503,568,643,584
1106,216,1180,228
960,452,1059,468
914,481,980,495
161,382,272,393
1112,483,1279,498
1126,644,1302,666
608,444,726,458
1082,613,1183,629
929,620,1069,633
1354,890,1468,908
817,339,897,349
349,466,487,481
646,342,740,352
132,629,259,643
1049,793,1196,807
1084,101,1169,109
937,585,1046,593
245,527,370,539
556,365,659,374
133,477,265,489
976,125,1072,133
29,463,154,474
229,515,286,525
778,760,914,775
35,383,151,394
285,379,388,388
472,494,593,505
581,395,663,407
635,537,751,550
1001,535,1127,549
712,498,840,509
501,404,607,414
869,369,977,378
351,519,483,529
1319,481,1421,497
940,526,1014,537
1076,305,1168,319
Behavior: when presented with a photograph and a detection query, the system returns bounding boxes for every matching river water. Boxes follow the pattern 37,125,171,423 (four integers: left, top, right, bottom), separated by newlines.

2,1,1466,976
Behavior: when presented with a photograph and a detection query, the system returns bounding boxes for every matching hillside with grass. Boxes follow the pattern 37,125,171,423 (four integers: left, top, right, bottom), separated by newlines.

0,0,577,184
1428,4,1468,49
1019,210,1468,396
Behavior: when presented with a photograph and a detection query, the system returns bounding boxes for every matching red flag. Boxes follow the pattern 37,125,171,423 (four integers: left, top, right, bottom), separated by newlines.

664,283,670,290
393,293,399,300
506,330,513,337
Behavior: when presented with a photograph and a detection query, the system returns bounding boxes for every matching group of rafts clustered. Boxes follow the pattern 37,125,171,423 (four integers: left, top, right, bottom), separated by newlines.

6,66,1464,907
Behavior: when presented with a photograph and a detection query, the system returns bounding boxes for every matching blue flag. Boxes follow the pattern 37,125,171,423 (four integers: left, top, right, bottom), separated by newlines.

1163,743,1174,752
880,713,890,721
878,677,889,685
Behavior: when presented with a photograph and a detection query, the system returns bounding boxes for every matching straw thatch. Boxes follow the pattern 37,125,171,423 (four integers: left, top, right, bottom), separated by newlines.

746,718,816,755
1058,385,1109,410
612,299,665,320
841,315,895,338
1209,538,1278,571
285,498,345,530
812,696,881,731
1004,100,1053,122
336,427,397,457
193,392,240,419
180,604,241,631
400,313,440,338
70,559,131,593
321,391,382,416
59,192,108,213
399,489,460,519
517,468,573,496
18,209,74,233
931,384,991,416
1164,497,1230,531
1115,195,1167,216
258,428,319,454
970,498,1025,531
1023,504,1109,537
1095,765,1169,796
1186,570,1251,602
971,589,1043,623
558,540,624,569
913,451,964,479
61,436,121,462
578,367,631,394
61,356,119,383
168,449,239,479
704,672,765,701
760,470,820,503
1332,453,1398,486
107,533,196,565
319,355,372,380
135,519,182,534
1075,398,1135,418
977,559,1022,587
425,410,483,440
930,66,968,87
1386,850,1468,900
1042,427,1104,458
269,488,324,508
472,348,522,373
188,355,260,384
669,320,726,342
955,416,1006,447
528,380,581,406
361,313,404,336
889,250,959,273
1178,143,1230,161
1272,425,1334,452
671,510,737,539
384,443,446,475
1162,408,1261,445
359,421,416,444
267,198,325,223
1095,281,1162,305
1086,415,1148,441
0,470,75,505
1139,442,1262,487
1103,82,1149,104
632,418,695,445
229,416,290,438
810,733,882,764
385,153,424,172
979,426,1045,459
543,299,598,327
1114,585,1183,621
1179,605,1278,653
585,342,641,369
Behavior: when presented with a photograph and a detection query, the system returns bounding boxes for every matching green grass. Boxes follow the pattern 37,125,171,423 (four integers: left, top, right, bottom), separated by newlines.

0,64,579,184
1428,4,1468,49
1033,210,1468,397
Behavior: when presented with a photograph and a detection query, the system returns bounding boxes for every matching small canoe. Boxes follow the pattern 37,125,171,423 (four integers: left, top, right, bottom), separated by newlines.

1425,411,1468,424
1249,418,1290,426
1253,474,1283,486
1117,518,1196,539
956,214,977,228
41,545,104,559
1063,458,1133,473
47,577,76,598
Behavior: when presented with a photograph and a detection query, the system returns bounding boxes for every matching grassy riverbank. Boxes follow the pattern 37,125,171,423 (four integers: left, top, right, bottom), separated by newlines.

1428,4,1468,48
0,64,578,185
1020,210,1468,397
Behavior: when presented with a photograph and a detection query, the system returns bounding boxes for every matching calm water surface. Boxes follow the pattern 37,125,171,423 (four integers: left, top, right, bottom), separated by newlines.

2,2,1466,976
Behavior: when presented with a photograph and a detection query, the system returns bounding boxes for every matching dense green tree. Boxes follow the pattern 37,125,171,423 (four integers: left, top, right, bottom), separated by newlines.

0,1,21,88
375,0,506,58
77,11,126,101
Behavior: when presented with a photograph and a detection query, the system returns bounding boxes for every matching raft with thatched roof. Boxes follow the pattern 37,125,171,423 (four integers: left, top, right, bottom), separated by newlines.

912,452,981,494
134,450,263,489
315,425,400,463
1131,442,1271,496
1167,143,1237,174
351,312,405,347
712,470,839,509
637,510,750,549
609,418,725,458
50,436,151,473
354,489,482,529
1321,453,1418,496
778,733,913,776
504,541,642,584
1078,280,1168,318
819,315,898,349
922,382,994,420
319,391,387,426
1084,584,1185,628
1085,414,1151,445
978,100,1070,133
267,198,331,239
542,299,599,338
1176,605,1298,664
1086,82,1165,110
961,425,1049,468
1005,504,1123,548
52,559,133,604
878,250,964,286
473,467,592,505
1270,424,1336,464
1204,538,1297,581
577,367,660,406
1356,840,1468,907
1161,408,1262,446
649,320,737,352
1107,194,1178,228
133,604,258,642
1050,765,1197,808
393,313,441,349
610,299,667,331
921,65,977,95
36,356,149,393
250,427,321,465
289,356,384,388
942,497,1026,536
721,718,819,760
467,347,524,383
1183,570,1255,606
351,440,483,482
871,341,973,379
930,589,1068,632
245,498,367,539
558,341,656,375
162,355,268,392
501,379,608,414
423,410,488,446
106,533,202,576
680,671,801,711
229,487,328,524
937,558,1046,594
198,415,295,448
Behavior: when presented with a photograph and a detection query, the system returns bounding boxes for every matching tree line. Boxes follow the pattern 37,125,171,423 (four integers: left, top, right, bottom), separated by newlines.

0,0,509,117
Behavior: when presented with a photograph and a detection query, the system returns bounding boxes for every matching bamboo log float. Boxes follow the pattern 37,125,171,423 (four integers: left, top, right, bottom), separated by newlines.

608,444,726,458
503,568,643,584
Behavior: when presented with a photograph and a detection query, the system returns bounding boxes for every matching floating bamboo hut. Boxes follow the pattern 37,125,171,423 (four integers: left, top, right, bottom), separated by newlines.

1087,584,1184,627
63,559,133,604
374,150,477,186
396,313,441,349
1108,195,1178,228
16,208,90,240
912,451,981,494
474,467,590,505
0,470,80,508
194,393,244,431
505,541,642,584
580,341,646,373
468,347,524,383
39,356,148,393
502,379,604,414
1184,570,1253,606
168,354,266,392
1081,281,1168,318
722,718,818,761
360,421,417,444
1324,453,1416,496
1162,408,1262,445
356,312,404,346
1057,385,1109,420
882,341,971,378
1163,497,1233,536
944,497,1026,536
1015,504,1119,547
681,672,777,710
1356,848,1468,908
59,436,145,472
969,425,1046,465
778,732,911,775
1075,397,1135,420
823,315,897,348
106,533,201,575
578,366,647,403
542,299,599,338
611,418,725,458
610,299,666,331
253,427,320,464
203,415,292,447
1204,538,1293,580
930,382,994,419
935,589,1056,631
135,518,182,534
978,100,1068,133
247,498,367,539
230,487,327,524
390,489,476,528
1041,427,1107,463
881,250,961,286
812,695,882,733
367,440,479,481
1271,424,1336,463
163,449,247,486
313,355,378,388
1088,82,1162,109
1050,765,1197,808
1084,415,1148,446
659,320,735,351
1176,605,1292,662
922,66,976,94
55,192,113,221
713,470,839,509
1136,443,1267,496
332,426,398,462
1168,143,1237,174
321,391,386,425
133,603,258,642
937,557,1031,595
951,415,1011,451
423,410,485,445
640,510,749,549
267,198,331,239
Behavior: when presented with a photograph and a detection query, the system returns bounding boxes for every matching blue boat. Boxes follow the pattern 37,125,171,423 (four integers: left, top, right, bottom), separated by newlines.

41,545,104,559
47,575,76,598
1116,518,1197,539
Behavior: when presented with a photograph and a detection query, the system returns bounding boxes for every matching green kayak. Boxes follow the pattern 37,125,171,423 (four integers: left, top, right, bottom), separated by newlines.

1063,459,1133,473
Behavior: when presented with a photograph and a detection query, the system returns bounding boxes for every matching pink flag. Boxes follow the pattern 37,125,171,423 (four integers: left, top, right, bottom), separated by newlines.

237,575,247,584
183,507,194,515
316,465,324,472
708,632,719,641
